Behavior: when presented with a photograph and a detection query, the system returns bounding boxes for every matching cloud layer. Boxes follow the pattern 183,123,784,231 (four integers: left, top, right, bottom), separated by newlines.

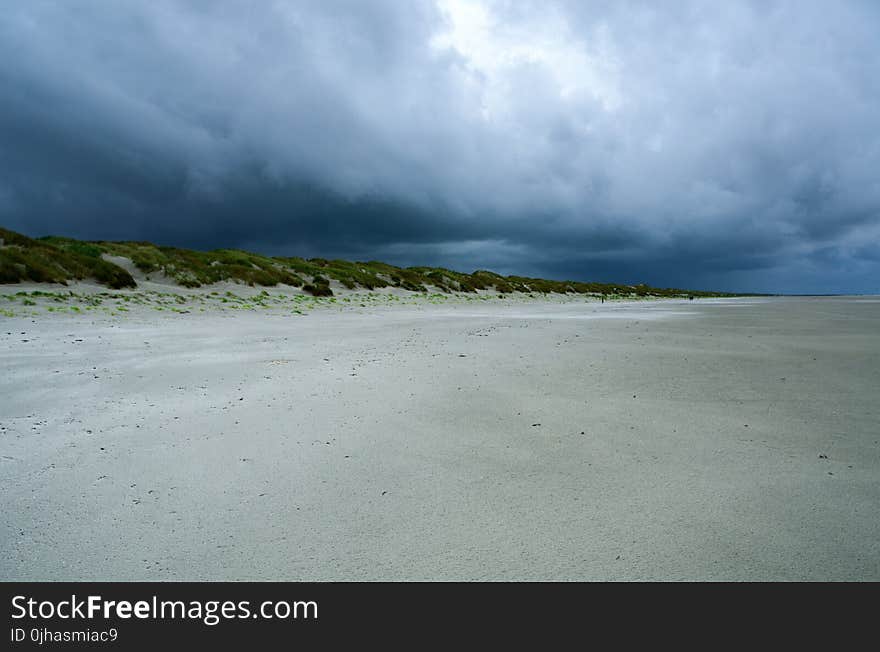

2,0,879,292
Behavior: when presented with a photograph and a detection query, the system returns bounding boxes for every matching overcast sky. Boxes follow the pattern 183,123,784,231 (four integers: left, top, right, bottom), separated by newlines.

2,1,879,293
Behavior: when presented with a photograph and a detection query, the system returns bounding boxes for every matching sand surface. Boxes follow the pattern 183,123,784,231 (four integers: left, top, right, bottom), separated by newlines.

1,295,878,580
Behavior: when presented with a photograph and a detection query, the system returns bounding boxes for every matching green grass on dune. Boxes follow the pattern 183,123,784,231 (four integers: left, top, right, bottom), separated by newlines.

0,228,136,289
0,226,735,298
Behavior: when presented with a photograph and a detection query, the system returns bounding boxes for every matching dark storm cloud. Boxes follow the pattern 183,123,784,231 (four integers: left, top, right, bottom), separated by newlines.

2,0,880,293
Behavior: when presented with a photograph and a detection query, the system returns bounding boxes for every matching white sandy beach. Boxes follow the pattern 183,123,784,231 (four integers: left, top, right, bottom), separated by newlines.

1,293,878,580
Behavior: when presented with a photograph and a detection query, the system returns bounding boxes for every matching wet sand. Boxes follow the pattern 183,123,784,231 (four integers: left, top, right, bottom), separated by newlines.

1,295,878,580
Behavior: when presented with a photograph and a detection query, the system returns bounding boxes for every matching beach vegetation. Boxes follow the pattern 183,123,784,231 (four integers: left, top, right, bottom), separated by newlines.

0,226,738,298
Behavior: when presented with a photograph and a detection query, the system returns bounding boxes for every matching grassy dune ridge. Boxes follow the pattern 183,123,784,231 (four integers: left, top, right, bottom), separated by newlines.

1,226,733,297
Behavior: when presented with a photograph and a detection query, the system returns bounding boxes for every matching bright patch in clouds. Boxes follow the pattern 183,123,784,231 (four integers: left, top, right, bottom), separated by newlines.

432,0,622,117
